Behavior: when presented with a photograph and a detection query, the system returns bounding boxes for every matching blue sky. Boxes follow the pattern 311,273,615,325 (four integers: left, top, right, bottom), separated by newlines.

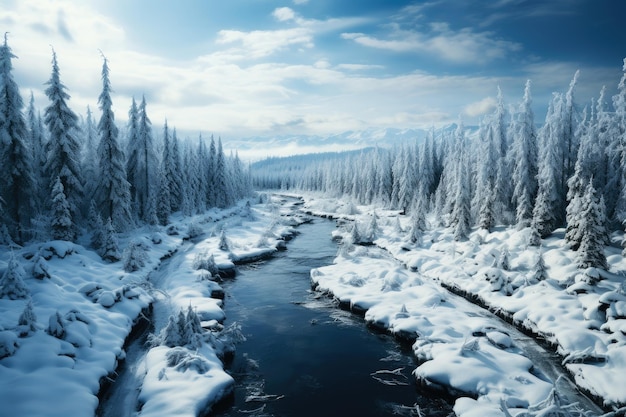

1,0,625,153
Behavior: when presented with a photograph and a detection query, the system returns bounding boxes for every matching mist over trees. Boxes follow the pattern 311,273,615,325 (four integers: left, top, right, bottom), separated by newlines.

0,38,252,248
253,59,626,270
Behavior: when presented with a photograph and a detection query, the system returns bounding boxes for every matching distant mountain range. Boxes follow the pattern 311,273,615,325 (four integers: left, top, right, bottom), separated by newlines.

225,125,480,161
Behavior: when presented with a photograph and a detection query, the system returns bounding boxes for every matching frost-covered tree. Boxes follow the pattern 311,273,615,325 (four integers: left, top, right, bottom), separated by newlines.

532,95,564,237
0,35,36,242
613,59,626,222
511,80,538,229
475,123,498,231
95,57,132,229
127,96,158,223
162,314,182,347
50,176,74,241
47,311,66,339
450,124,471,241
161,122,183,213
82,106,98,203
123,240,147,272
101,217,121,262
44,50,84,226
492,86,512,218
214,137,229,208
27,92,47,208
576,181,608,270
156,167,171,226
17,300,38,336
0,251,29,299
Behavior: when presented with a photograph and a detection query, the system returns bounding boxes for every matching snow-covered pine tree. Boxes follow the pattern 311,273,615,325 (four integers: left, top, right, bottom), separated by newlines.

27,92,47,209
43,49,84,228
613,59,626,223
576,181,609,270
511,80,538,229
101,217,121,262
87,200,105,251
0,35,36,243
565,110,602,250
0,251,29,300
214,137,229,208
532,95,564,237
82,106,98,203
50,176,74,241
206,135,217,207
95,56,132,230
47,311,66,339
17,299,38,336
475,122,498,231
450,124,471,241
195,135,209,212
161,122,184,213
162,314,182,347
492,86,513,220
126,96,158,224
156,167,171,226
122,240,147,272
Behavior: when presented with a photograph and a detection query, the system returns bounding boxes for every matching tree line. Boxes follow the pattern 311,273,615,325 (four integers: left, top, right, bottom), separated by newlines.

0,36,252,247
253,61,626,271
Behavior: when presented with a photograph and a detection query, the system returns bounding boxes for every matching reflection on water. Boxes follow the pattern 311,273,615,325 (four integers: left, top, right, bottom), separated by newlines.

213,219,453,417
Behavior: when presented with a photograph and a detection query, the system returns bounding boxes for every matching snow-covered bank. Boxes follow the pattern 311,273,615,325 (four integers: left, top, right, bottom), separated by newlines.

0,194,303,417
302,194,625,416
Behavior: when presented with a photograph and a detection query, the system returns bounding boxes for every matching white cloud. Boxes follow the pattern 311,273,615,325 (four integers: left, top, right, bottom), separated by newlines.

216,27,314,59
463,96,497,117
273,7,296,22
342,23,521,65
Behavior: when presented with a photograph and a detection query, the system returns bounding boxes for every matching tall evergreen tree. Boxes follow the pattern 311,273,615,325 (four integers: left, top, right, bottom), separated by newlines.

161,122,183,212
511,80,538,229
215,137,229,208
532,94,564,237
27,92,47,209
81,106,98,202
126,95,158,223
0,35,36,242
475,122,498,231
50,176,73,241
43,49,84,231
95,57,132,230
576,181,608,270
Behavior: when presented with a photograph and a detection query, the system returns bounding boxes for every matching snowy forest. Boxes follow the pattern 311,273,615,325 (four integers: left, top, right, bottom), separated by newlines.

0,36,252,252
253,66,626,272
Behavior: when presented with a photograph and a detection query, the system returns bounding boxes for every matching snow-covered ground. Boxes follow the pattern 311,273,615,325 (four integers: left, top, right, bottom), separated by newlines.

3,191,625,417
0,194,303,417
301,194,626,417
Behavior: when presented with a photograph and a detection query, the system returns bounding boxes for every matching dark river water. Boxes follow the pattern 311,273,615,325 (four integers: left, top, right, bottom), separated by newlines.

213,218,453,417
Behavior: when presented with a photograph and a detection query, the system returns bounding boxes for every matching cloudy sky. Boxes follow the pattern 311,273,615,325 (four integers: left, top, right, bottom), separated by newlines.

1,0,625,152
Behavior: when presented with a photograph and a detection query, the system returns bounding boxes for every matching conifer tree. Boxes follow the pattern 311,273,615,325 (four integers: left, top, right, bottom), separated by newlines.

18,300,38,336
161,122,183,213
511,80,538,229
82,106,98,202
576,181,608,270
475,123,498,231
50,176,73,241
156,167,171,226
0,34,36,242
215,138,229,208
532,95,563,237
101,217,121,262
0,251,29,300
27,92,47,209
95,56,132,229
43,50,83,227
